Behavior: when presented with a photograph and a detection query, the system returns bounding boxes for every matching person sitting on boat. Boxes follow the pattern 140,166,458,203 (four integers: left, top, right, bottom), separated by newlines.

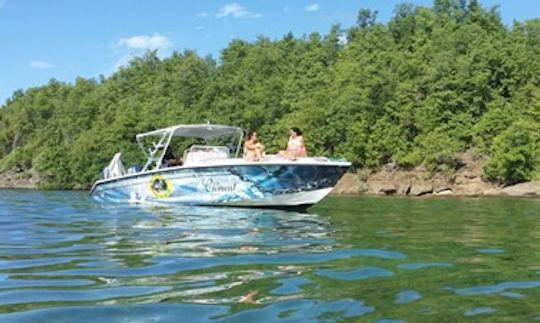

279,127,307,159
243,131,266,161
162,146,183,167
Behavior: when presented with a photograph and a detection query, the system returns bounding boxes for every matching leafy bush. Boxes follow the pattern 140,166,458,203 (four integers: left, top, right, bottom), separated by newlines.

484,121,539,185
34,147,73,189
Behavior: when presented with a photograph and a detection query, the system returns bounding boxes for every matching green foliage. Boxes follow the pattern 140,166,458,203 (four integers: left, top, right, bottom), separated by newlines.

1,0,540,188
357,8,378,28
484,121,539,184
415,129,462,172
34,147,73,189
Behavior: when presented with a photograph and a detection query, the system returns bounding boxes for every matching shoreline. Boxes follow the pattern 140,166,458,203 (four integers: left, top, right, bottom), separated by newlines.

0,170,39,190
2,150,540,198
331,172,540,198
2,171,540,199
331,151,540,198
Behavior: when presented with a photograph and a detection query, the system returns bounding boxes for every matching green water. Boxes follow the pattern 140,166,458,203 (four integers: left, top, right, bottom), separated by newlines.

318,196,540,322
1,190,540,322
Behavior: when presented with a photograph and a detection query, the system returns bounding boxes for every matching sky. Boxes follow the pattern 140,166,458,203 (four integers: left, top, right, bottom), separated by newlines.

1,0,539,106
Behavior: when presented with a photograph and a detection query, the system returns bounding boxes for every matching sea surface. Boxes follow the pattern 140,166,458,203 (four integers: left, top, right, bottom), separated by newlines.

1,190,540,322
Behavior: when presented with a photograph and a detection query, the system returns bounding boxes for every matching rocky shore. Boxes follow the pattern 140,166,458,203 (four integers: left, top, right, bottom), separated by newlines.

332,172,540,197
0,170,39,189
332,153,540,197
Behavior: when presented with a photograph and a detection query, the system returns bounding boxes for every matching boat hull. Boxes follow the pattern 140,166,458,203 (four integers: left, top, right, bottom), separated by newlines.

90,163,349,207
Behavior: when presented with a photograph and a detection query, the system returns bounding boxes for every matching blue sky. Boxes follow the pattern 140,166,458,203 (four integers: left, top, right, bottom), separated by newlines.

1,0,539,106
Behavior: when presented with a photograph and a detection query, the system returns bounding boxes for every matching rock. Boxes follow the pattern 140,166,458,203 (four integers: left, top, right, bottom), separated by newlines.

452,177,492,196
435,189,453,195
382,161,398,172
483,188,503,196
398,183,411,195
368,181,398,195
0,169,38,189
329,162,539,198
332,173,364,195
464,172,477,179
434,183,451,193
409,183,433,196
501,181,540,196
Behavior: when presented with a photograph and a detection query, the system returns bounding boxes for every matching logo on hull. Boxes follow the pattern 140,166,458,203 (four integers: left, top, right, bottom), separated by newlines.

147,174,173,198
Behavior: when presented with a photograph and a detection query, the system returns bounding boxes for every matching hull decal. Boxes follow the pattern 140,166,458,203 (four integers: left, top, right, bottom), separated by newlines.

92,164,348,206
147,174,174,199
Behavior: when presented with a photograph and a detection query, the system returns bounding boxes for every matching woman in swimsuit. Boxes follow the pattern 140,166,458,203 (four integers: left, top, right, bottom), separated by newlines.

243,131,266,161
279,127,307,159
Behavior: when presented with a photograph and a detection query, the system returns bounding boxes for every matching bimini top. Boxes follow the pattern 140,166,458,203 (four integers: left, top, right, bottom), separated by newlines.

136,123,243,140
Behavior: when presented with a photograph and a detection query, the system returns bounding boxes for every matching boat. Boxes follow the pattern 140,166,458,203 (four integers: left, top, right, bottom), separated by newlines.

90,123,351,209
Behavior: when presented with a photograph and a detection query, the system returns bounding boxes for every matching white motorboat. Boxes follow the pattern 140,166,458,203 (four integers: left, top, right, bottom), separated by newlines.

90,124,351,209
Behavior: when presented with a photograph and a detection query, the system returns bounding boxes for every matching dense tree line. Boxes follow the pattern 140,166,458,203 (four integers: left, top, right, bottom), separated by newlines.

1,0,540,189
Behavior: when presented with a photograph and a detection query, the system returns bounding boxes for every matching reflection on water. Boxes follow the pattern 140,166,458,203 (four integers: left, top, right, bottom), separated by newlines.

317,266,394,281
394,290,422,304
131,204,336,257
464,307,497,317
2,190,540,321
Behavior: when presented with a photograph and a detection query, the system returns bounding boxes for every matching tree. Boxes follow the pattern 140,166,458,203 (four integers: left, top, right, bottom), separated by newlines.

357,8,378,28
484,121,539,185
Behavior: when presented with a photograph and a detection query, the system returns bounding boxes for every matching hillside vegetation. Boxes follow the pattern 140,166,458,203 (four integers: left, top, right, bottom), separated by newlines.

1,0,540,189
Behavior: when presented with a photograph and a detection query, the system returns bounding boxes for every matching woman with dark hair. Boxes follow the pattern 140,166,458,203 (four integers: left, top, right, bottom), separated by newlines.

162,146,183,167
279,127,307,159
243,130,266,161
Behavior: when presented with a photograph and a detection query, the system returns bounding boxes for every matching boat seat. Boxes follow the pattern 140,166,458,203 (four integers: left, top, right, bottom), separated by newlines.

183,145,230,165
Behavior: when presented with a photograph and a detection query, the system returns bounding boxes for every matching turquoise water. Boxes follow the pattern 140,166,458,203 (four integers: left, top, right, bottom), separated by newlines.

1,190,540,322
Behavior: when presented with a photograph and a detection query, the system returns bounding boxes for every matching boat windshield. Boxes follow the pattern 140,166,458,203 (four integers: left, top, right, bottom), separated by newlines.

136,124,244,171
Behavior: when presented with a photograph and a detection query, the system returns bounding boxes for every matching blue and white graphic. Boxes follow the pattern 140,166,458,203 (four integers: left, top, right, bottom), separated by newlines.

90,124,351,208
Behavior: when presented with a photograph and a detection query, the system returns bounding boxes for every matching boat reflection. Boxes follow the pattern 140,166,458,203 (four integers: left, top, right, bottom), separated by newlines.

130,205,335,258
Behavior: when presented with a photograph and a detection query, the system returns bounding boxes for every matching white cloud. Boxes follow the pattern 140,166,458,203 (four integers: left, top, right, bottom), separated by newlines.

197,12,208,18
117,33,171,50
216,3,261,19
111,49,172,75
305,4,320,12
112,54,134,71
110,33,173,74
30,61,54,69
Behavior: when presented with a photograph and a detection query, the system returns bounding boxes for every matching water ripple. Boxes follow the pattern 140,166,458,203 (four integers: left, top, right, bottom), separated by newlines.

220,298,375,322
454,281,540,296
317,266,394,281
394,290,422,304
4,190,540,321
0,286,172,305
478,248,505,254
270,277,312,295
398,262,453,270
0,304,230,323
23,249,405,278
464,307,497,316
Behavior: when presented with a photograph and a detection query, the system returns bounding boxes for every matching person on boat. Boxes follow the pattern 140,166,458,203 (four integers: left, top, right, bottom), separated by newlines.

162,146,183,167
243,131,266,161
279,127,307,159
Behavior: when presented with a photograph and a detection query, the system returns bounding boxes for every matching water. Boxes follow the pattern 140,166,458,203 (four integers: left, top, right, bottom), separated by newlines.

1,190,540,322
